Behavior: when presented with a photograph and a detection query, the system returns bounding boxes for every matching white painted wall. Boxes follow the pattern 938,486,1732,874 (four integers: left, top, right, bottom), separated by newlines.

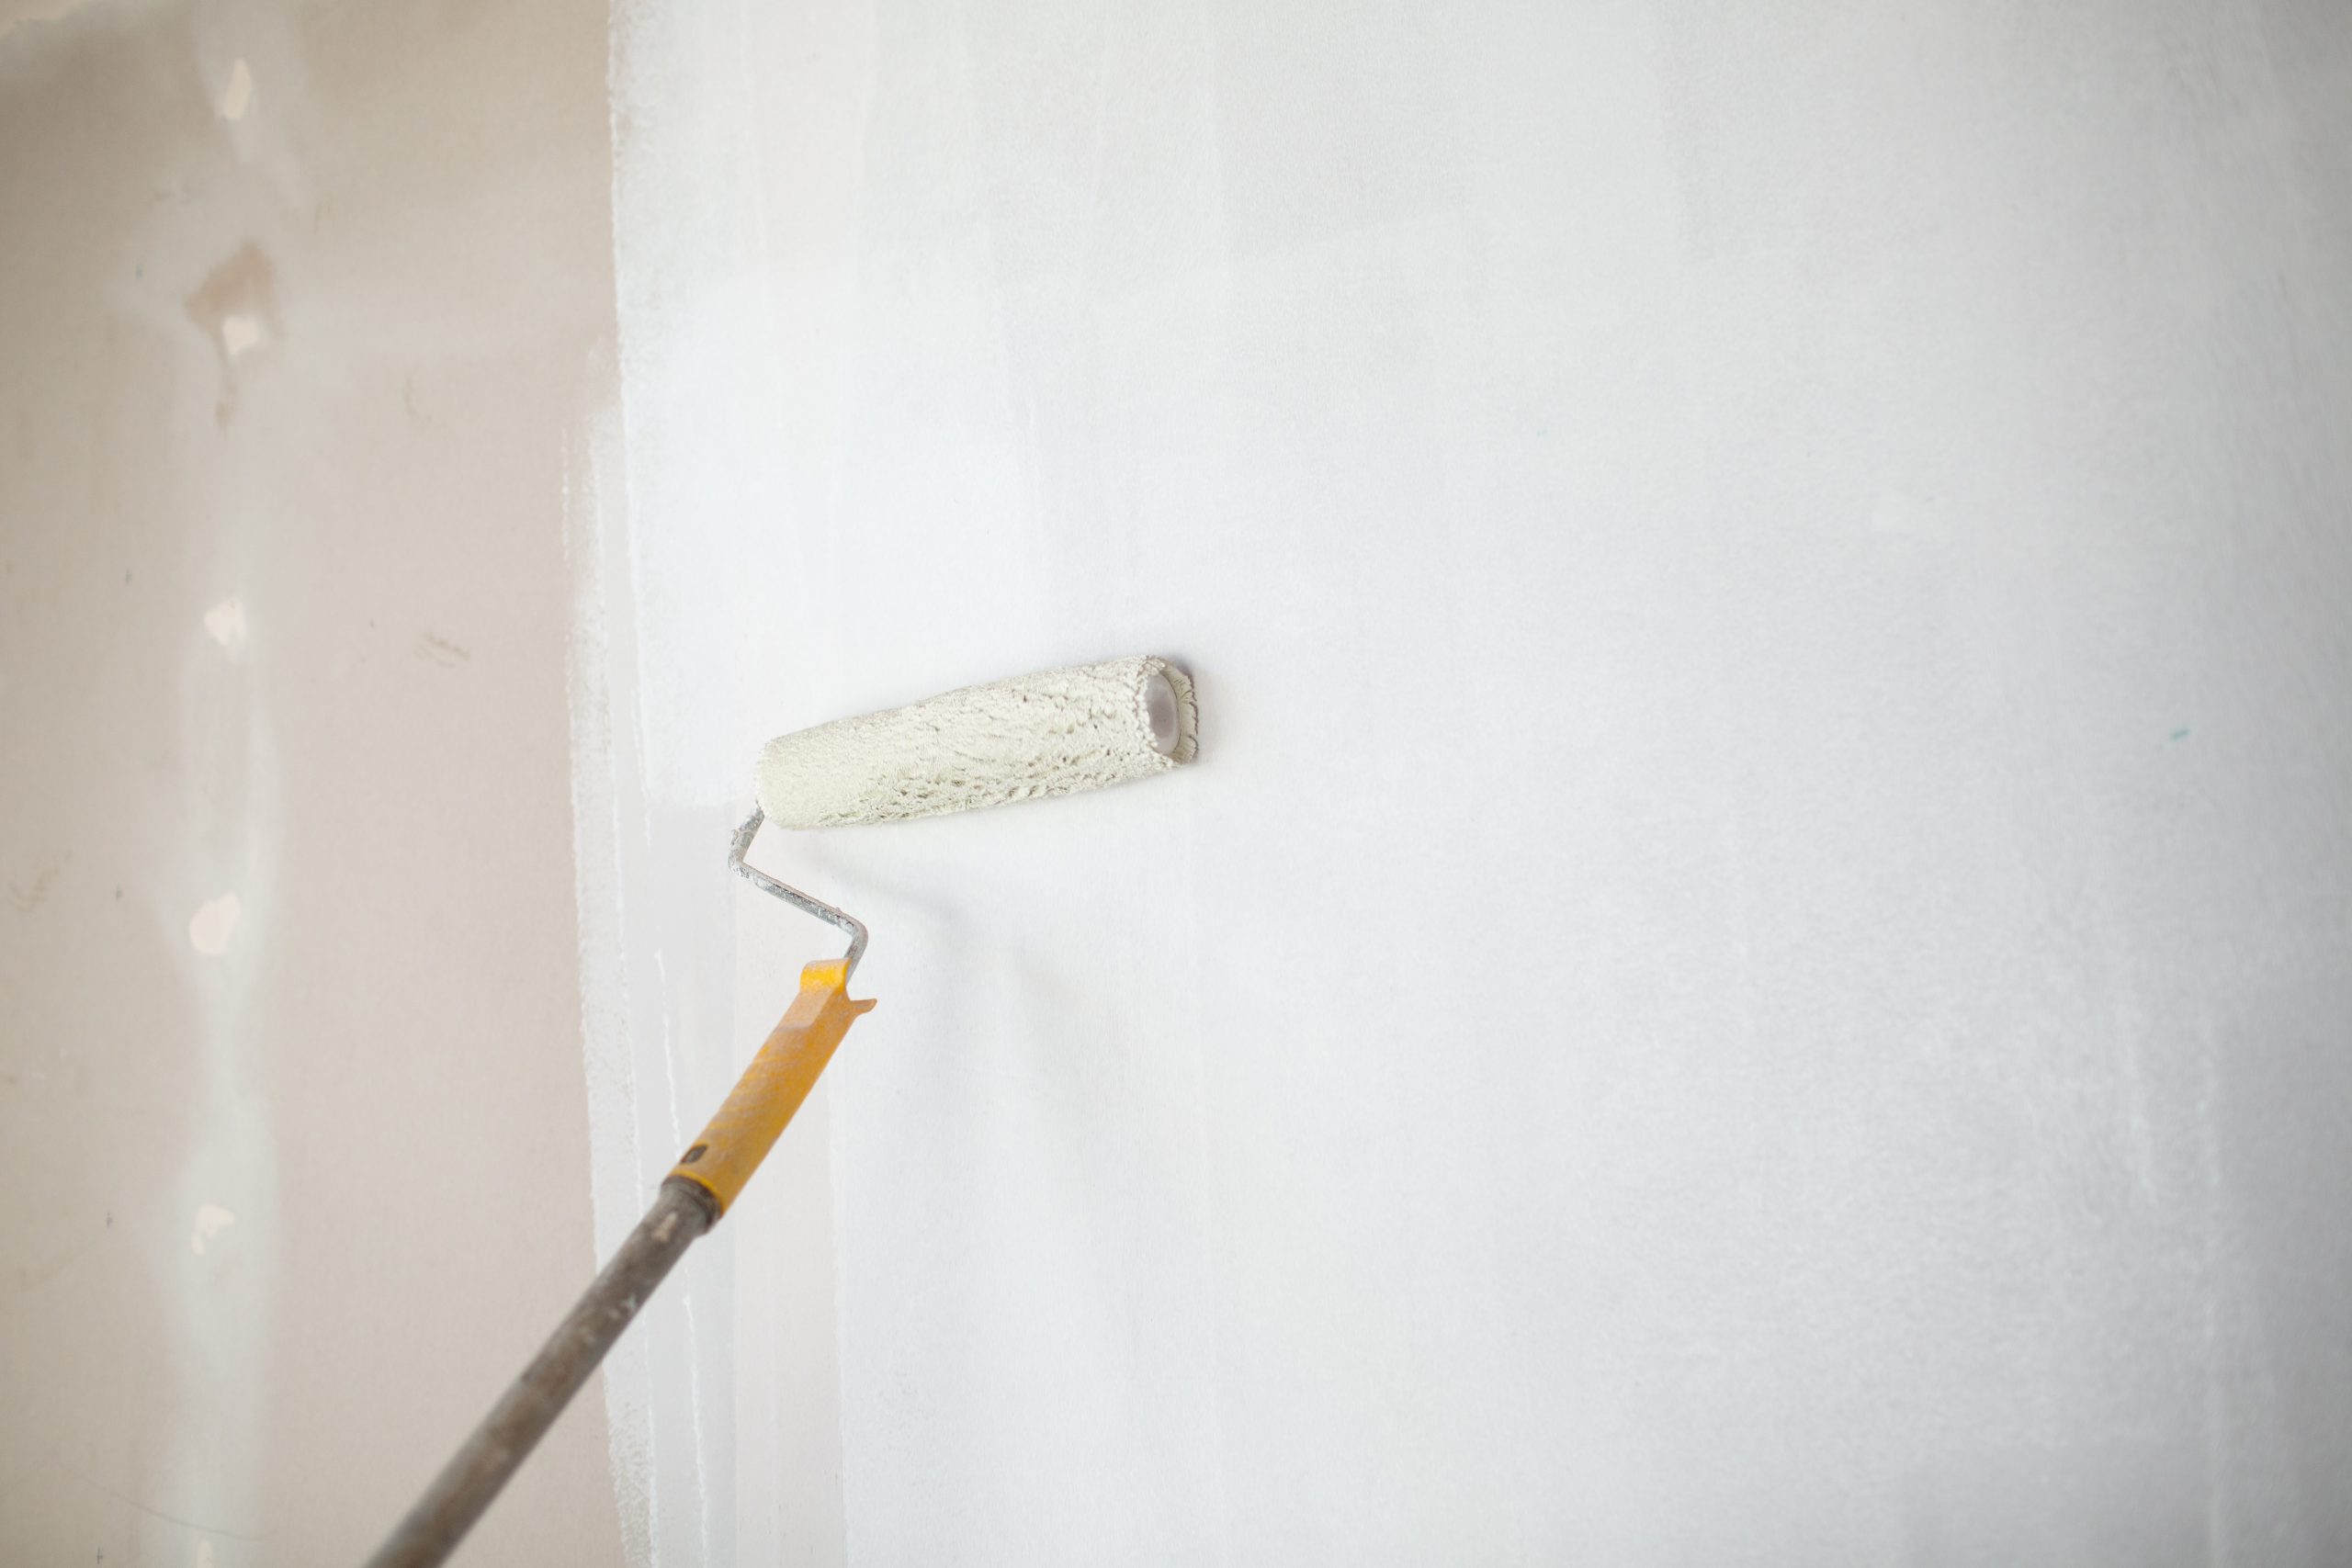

594,0,2352,1562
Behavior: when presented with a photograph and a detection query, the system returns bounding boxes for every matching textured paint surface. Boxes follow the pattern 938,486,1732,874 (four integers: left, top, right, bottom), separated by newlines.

600,0,2352,1562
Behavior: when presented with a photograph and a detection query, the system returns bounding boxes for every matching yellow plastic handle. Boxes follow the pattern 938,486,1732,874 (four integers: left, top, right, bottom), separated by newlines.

666,958,876,1216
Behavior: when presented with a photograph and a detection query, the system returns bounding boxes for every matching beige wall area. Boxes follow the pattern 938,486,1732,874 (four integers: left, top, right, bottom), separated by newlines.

1,2,622,1561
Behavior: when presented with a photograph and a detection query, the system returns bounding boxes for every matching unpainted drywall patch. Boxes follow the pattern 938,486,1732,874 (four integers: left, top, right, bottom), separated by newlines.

190,1203,235,1256
184,243,280,424
187,893,240,955
220,58,252,121
205,596,247,649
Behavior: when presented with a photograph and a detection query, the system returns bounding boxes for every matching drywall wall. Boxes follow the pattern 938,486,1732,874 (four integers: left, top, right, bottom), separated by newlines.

596,0,2352,1562
0,2,625,1562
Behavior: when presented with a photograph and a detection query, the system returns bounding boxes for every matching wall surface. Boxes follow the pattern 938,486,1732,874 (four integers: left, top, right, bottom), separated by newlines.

6,0,2352,1565
595,0,2352,1563
0,1,624,1562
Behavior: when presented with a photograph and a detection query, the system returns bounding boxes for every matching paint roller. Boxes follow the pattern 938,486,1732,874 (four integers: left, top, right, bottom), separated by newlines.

368,655,1198,1568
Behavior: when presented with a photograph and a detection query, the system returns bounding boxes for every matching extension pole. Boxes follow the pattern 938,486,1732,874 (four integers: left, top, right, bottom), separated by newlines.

368,953,872,1568
364,1180,715,1568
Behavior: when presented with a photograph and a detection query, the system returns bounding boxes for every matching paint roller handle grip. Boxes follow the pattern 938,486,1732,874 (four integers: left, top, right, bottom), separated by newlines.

665,958,876,1215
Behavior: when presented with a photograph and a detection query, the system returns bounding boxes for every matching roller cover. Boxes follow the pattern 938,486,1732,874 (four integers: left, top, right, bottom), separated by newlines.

755,655,1198,829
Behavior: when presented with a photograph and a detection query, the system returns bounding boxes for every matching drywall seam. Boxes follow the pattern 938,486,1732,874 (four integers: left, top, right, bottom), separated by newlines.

564,400,657,1568
158,487,281,1561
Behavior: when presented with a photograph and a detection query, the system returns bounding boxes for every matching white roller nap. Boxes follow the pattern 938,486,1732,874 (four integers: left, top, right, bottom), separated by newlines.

755,656,1198,829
